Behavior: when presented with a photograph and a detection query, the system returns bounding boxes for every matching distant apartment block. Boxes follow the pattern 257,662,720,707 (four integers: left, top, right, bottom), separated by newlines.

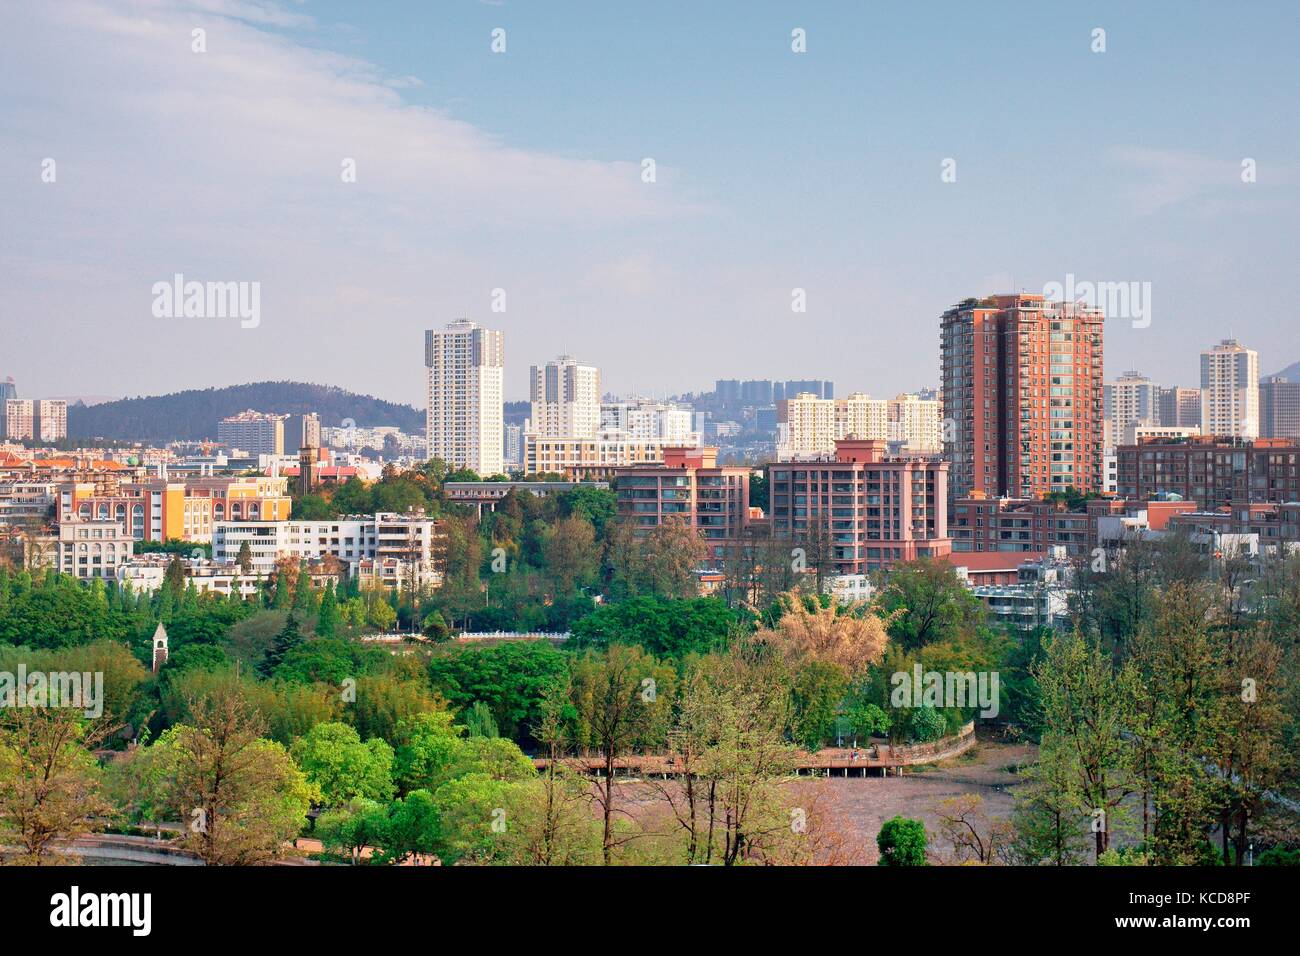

524,433,667,479
503,423,523,469
218,410,285,456
528,355,601,439
1260,376,1300,440
3,400,34,442
425,319,505,475
767,439,951,574
1105,372,1159,447
284,412,321,453
777,392,893,459
1158,385,1202,429
1122,422,1200,445
941,294,1105,499
3,399,67,442
1200,339,1259,439
886,393,943,452
600,399,697,444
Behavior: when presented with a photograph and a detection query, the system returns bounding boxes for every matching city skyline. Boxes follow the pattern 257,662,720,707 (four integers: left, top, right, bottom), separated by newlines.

4,1,1300,405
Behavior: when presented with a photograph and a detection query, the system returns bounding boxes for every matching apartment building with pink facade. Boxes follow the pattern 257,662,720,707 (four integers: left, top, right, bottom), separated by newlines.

766,439,951,574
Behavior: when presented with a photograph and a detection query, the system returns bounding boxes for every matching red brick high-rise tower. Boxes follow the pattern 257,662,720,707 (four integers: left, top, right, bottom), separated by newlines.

941,293,1105,500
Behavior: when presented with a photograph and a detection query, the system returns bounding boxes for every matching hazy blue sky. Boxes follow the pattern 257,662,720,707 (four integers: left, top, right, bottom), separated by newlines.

3,0,1298,407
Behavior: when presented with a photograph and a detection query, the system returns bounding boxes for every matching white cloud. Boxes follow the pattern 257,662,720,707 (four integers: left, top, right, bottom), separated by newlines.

1106,146,1287,215
0,0,701,402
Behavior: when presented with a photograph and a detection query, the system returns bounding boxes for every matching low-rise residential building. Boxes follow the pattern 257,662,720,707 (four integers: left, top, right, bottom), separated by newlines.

766,439,950,575
212,511,445,587
614,447,750,565
1115,436,1300,510
950,493,1095,558
825,572,874,604
55,475,292,543
0,481,57,526
116,555,263,599
963,548,1074,630
443,480,609,517
57,519,134,580
524,432,669,479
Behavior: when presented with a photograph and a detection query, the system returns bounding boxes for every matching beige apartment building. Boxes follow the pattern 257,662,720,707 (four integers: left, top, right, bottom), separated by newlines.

4,399,67,442
777,391,940,460
524,433,667,479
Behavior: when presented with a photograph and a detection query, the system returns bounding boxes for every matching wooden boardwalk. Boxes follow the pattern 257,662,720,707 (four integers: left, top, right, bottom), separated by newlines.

535,722,977,777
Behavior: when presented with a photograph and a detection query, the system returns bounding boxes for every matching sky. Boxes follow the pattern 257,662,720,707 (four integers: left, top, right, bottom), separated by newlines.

2,0,1298,408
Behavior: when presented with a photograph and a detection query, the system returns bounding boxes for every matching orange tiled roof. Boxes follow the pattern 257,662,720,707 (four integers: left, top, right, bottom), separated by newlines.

945,551,1045,572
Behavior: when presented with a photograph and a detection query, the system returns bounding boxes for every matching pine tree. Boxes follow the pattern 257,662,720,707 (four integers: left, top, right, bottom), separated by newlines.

163,555,186,599
260,611,303,678
293,561,319,616
316,581,340,638
237,539,254,576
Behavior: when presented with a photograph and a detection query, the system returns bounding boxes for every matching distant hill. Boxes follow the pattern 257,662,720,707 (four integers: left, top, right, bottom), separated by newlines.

1271,360,1300,383
67,381,423,442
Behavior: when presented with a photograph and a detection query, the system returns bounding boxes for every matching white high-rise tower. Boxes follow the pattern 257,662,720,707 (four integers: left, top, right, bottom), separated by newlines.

1200,339,1259,439
528,355,601,438
425,320,505,475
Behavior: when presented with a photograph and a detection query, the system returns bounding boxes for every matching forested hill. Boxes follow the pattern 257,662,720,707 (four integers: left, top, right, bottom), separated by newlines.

67,382,423,442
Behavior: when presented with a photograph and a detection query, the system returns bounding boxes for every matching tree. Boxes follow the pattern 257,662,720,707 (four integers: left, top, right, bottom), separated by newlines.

438,516,485,628
522,678,597,866
569,596,743,659
291,722,395,807
1011,744,1090,866
292,563,320,617
426,641,571,745
393,710,465,794
877,816,927,865
163,555,186,600
315,797,386,864
607,517,706,600
260,611,304,677
541,515,598,599
144,682,314,864
237,540,254,576
462,701,500,739
420,609,451,642
569,645,675,864
1126,584,1224,864
934,793,1014,865
790,660,850,750
0,708,112,864
1208,626,1289,867
558,485,616,536
755,592,889,678
1033,630,1137,861
347,675,440,745
316,582,340,638
877,558,983,650
689,652,799,866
